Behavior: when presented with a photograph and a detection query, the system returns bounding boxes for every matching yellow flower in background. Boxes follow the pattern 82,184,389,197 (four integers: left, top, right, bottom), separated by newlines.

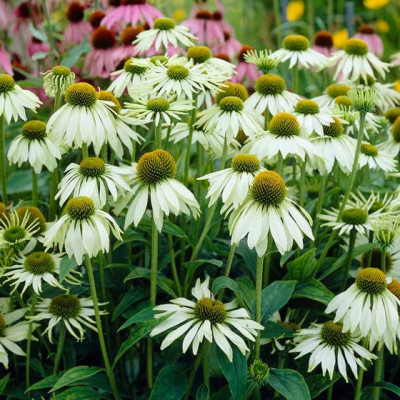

287,1,305,22
375,19,389,33
364,0,389,9
394,80,400,93
173,9,186,22
333,29,348,48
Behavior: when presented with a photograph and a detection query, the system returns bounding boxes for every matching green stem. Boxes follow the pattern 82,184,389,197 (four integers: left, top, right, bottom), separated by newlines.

190,137,228,261
373,347,384,400
298,156,307,208
154,120,162,150
26,293,38,396
276,153,283,175
184,98,198,186
264,108,270,131
366,231,374,268
82,143,89,159
183,346,204,400
53,323,66,375
32,170,38,206
54,89,62,112
354,367,365,400
292,64,299,94
254,256,264,360
164,124,172,150
48,169,58,221
273,0,282,47
381,247,386,274
203,340,211,397
312,174,328,236
327,384,333,400
263,237,273,286
0,115,7,203
101,144,108,163
85,255,119,400
168,234,182,297
217,244,236,301
340,229,357,291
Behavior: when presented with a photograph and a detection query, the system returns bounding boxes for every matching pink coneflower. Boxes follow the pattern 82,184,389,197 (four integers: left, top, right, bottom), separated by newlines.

64,2,92,45
12,2,33,38
27,38,50,57
231,45,261,87
212,11,233,35
313,30,336,57
0,0,10,27
182,9,224,46
84,26,117,78
354,25,383,57
114,26,145,64
143,43,181,57
212,30,242,59
101,0,162,32
89,10,105,29
0,41,12,75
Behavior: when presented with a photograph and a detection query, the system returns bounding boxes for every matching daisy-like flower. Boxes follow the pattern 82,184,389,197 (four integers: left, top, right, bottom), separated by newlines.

311,118,356,174
115,149,200,231
114,26,145,63
198,154,265,214
0,209,40,254
0,74,41,124
212,30,242,59
0,41,12,76
326,268,400,353
229,170,314,256
378,116,400,156
150,277,264,361
43,197,122,265
248,113,316,162
314,83,351,108
64,1,91,45
139,60,221,99
0,304,35,368
313,30,336,57
232,45,261,86
3,252,79,295
46,83,117,155
30,294,102,342
8,120,61,173
385,108,400,125
55,157,131,208
244,74,300,116
290,321,377,382
101,0,162,31
125,95,192,126
243,49,282,74
371,214,400,250
354,25,383,57
42,66,75,98
365,80,400,112
108,58,149,98
272,34,328,69
293,99,335,137
329,38,390,81
134,17,196,53
358,142,396,172
196,95,263,143
330,96,359,129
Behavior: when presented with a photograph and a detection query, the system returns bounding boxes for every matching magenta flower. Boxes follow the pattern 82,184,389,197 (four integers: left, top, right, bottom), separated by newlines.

64,2,92,45
354,26,383,57
0,43,12,75
231,46,261,87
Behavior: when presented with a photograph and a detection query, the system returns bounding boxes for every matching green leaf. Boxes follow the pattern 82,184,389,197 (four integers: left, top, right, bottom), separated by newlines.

183,259,223,293
0,374,10,395
292,279,334,306
305,373,340,399
287,249,317,280
61,39,91,67
113,315,169,366
149,366,187,400
50,367,103,393
59,256,77,283
268,368,311,400
118,307,155,331
7,170,50,195
260,321,294,340
253,280,296,324
361,381,400,398
27,374,58,392
52,386,103,400
217,347,247,400
112,286,148,321
212,276,243,303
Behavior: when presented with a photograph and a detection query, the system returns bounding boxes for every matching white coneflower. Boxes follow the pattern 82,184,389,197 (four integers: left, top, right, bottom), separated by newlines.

46,83,117,155
290,321,377,382
198,154,265,214
244,49,283,74
42,65,75,98
134,17,196,53
151,277,264,361
108,58,149,98
272,34,328,69
358,142,396,172
196,95,263,143
248,112,316,162
330,96,359,129
377,116,400,156
371,214,400,250
43,196,122,265
125,95,192,126
115,149,200,231
7,120,61,173
0,305,36,369
293,99,335,137
3,252,79,295
55,157,132,208
314,83,351,108
29,294,102,342
244,74,300,116
329,38,390,81
311,118,356,174
0,73,41,124
326,268,400,353
229,170,314,256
